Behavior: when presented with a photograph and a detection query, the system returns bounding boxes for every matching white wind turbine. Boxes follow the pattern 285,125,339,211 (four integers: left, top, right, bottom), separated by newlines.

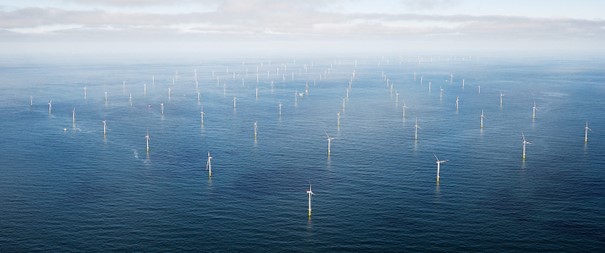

455,96,460,111
102,120,107,135
206,151,212,177
522,133,531,160
414,117,420,141
200,107,205,127
434,154,448,182
48,100,52,114
306,184,315,217
254,121,258,139
499,91,505,107
532,102,538,120
480,110,486,128
584,121,592,143
402,101,409,119
325,131,334,156
145,129,151,153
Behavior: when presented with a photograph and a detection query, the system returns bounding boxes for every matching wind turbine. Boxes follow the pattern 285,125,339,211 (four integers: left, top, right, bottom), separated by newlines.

455,96,460,111
325,131,334,156
233,96,237,110
72,108,76,126
29,96,33,107
48,100,52,114
206,151,212,177
84,86,87,99
129,93,133,106
160,103,164,115
278,102,282,116
462,79,465,89
532,102,538,120
402,101,408,119
104,91,108,104
337,112,341,127
522,133,531,160
200,108,205,127
145,129,150,153
306,184,315,217
499,91,505,107
102,120,107,135
584,121,592,143
480,110,486,128
428,81,432,93
414,117,420,141
434,154,448,182
254,121,258,139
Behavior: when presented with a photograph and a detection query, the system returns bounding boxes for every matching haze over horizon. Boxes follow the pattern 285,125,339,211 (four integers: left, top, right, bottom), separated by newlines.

1,0,604,58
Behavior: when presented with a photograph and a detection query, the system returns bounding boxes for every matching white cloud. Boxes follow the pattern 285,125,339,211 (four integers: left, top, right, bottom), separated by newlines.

0,1,604,55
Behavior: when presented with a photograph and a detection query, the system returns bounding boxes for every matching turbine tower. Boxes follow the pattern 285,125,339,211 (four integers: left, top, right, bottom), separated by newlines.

306,184,314,217
145,129,150,153
414,118,420,141
325,131,334,156
206,151,212,177
584,121,592,143
522,133,531,160
434,154,448,182
480,110,486,128
102,120,107,135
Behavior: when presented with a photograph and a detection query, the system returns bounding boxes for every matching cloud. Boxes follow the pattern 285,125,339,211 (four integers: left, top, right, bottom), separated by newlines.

0,1,604,54
400,0,460,10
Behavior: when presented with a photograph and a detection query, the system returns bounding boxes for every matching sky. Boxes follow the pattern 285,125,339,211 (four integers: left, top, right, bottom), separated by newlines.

1,0,604,58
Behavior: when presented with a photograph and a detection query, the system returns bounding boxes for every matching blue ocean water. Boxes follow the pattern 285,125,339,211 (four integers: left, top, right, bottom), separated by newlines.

0,56,604,252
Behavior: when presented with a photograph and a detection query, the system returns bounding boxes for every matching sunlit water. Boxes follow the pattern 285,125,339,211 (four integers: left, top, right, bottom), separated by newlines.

1,56,604,252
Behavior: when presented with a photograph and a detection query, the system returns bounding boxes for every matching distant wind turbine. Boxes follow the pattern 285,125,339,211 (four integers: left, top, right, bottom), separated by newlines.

522,133,531,160
532,102,538,120
200,107,205,127
254,121,258,139
434,154,448,182
102,120,107,135
48,100,52,114
480,110,486,128
584,121,592,143
306,184,315,217
206,151,212,177
145,129,150,153
325,131,334,156
414,117,420,141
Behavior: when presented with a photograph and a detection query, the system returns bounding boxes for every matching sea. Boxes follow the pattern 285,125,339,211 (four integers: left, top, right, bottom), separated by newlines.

0,55,604,252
